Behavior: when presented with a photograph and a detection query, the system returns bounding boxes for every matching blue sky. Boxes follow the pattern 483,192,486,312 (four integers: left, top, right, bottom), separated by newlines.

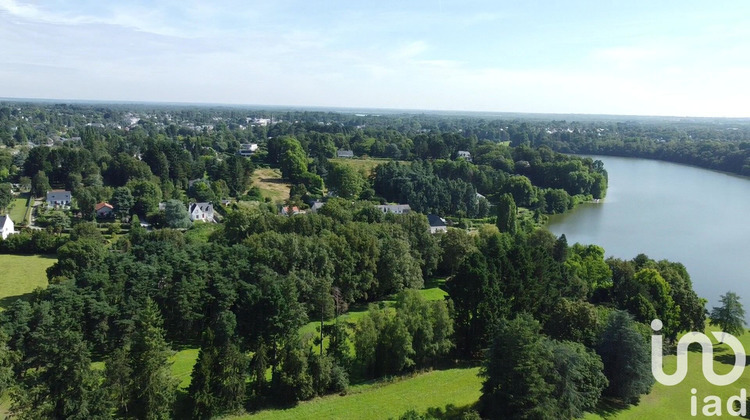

1,0,749,117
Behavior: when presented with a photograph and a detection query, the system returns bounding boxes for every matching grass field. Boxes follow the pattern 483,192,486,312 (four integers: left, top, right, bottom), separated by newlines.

234,367,482,420
251,168,291,203
0,254,56,310
585,325,750,419
7,195,29,225
329,158,406,177
184,222,219,243
172,348,201,389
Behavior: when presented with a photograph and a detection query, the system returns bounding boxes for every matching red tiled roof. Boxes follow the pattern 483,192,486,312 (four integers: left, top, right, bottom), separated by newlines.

95,202,114,211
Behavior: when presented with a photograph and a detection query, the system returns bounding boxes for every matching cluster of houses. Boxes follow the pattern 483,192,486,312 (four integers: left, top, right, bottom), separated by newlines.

41,187,217,225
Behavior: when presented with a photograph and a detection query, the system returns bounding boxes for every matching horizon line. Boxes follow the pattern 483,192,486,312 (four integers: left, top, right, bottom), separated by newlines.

2,96,749,122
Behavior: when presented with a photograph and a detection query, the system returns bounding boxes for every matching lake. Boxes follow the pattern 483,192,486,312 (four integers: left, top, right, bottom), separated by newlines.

546,155,750,313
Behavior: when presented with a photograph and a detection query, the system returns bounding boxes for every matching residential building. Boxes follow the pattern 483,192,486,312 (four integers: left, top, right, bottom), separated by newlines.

95,202,114,218
457,150,472,162
374,204,411,214
189,202,215,222
427,214,448,234
238,143,259,157
0,215,14,240
281,205,306,216
46,190,72,208
337,149,354,158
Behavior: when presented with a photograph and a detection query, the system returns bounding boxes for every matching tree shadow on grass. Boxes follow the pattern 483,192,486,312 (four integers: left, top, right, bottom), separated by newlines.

259,178,288,184
715,351,750,367
423,403,480,419
589,398,629,419
0,292,35,311
423,277,447,289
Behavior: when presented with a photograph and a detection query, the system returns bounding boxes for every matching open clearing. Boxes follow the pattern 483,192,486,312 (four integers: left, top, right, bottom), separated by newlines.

329,158,406,177
234,367,482,420
585,325,750,419
0,254,56,310
251,168,291,203
7,195,29,225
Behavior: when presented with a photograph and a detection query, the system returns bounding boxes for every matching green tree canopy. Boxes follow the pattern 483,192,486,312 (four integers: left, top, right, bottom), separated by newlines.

596,310,653,404
164,199,192,229
710,291,746,337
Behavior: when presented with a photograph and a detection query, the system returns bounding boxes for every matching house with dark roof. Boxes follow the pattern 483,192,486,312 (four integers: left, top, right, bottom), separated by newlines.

46,190,72,208
427,214,448,234
189,202,215,222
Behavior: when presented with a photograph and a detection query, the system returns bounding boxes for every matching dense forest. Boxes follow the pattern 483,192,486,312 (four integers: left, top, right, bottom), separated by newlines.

0,101,721,419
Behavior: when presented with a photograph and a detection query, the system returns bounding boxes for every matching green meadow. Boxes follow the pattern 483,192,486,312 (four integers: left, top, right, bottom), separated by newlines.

0,254,56,310
585,325,750,420
233,367,482,420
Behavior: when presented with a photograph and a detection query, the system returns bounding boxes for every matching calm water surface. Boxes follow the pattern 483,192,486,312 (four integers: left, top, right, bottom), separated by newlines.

547,156,750,311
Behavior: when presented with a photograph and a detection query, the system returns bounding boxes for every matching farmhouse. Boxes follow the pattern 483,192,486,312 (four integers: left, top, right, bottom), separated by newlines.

46,190,72,208
337,149,354,158
375,204,411,214
95,202,114,218
0,215,14,240
189,202,215,222
427,214,448,234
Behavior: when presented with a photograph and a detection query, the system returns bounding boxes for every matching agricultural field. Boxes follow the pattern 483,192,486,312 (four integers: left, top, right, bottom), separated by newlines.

0,254,56,310
251,168,291,203
235,367,482,420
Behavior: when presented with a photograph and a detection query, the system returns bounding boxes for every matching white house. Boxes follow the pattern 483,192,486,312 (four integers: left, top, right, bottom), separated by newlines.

95,202,114,218
189,202,215,222
427,214,448,234
46,190,72,208
238,143,259,157
0,215,14,240
457,150,472,162
374,204,411,214
337,149,354,158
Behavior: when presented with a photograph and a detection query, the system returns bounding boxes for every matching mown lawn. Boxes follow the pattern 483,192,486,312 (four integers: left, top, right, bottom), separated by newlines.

233,367,482,420
7,195,29,225
585,325,750,419
0,254,56,310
